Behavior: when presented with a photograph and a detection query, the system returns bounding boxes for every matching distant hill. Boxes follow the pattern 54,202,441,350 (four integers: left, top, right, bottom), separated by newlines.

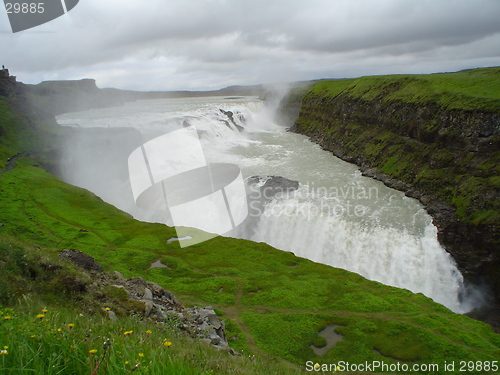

19,79,271,115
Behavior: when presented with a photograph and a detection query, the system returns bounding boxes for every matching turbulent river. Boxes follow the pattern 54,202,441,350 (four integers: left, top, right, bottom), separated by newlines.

57,96,470,313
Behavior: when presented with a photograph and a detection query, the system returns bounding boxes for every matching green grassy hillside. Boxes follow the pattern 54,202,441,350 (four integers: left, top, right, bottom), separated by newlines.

1,89,500,374
311,67,500,111
2,161,499,374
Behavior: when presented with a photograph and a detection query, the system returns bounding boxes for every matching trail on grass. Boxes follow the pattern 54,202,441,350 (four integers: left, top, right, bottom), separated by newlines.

0,152,32,175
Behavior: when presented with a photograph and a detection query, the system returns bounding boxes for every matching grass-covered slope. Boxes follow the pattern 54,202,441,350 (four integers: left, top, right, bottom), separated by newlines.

1,163,500,373
1,85,500,373
0,96,61,170
0,285,300,375
310,67,500,112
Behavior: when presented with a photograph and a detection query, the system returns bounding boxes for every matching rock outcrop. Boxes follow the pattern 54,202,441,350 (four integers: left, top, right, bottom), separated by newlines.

59,249,235,353
220,109,245,132
246,175,300,197
0,69,17,97
59,249,103,272
18,79,136,115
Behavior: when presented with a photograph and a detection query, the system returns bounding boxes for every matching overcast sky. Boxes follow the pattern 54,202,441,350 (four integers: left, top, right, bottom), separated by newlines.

1,0,500,91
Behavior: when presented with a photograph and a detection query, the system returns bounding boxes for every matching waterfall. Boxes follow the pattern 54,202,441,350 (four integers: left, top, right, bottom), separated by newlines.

246,185,465,312
57,95,471,313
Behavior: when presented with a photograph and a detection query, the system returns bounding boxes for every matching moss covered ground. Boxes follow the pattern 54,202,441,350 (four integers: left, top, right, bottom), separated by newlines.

310,67,500,112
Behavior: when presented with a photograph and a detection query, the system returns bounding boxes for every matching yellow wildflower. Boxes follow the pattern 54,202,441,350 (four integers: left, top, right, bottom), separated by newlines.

123,330,133,335
145,330,152,334
67,324,75,329
314,363,320,371
42,309,48,313
30,335,36,338
105,307,110,311
138,353,144,358
3,346,8,350
57,328,62,332
89,349,98,354
125,361,129,365
36,314,45,319
163,341,172,347
3,316,11,320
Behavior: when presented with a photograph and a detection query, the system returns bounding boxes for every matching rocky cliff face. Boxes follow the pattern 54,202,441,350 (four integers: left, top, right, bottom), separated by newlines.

0,74,17,97
19,79,135,115
280,70,500,323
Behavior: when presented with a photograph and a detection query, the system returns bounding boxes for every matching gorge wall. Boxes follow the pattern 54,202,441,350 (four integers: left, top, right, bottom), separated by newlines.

279,68,500,323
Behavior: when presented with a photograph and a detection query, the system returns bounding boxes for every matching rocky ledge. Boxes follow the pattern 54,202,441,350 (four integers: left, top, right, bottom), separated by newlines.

59,249,237,354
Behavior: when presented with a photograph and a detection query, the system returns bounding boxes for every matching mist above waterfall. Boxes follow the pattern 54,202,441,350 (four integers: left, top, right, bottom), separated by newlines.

56,94,475,313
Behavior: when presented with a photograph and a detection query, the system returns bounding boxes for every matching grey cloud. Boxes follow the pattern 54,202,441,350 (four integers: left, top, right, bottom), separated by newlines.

282,0,500,54
1,0,499,90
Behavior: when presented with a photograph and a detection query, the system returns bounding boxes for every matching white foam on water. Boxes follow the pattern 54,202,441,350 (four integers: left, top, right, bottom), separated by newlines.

57,95,471,313
247,187,465,312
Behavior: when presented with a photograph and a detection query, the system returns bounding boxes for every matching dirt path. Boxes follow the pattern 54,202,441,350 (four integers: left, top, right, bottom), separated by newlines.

0,151,34,175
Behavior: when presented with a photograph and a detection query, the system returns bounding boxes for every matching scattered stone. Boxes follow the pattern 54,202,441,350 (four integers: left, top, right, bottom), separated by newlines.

184,306,230,351
144,300,154,316
209,332,221,345
143,287,153,301
147,281,168,298
107,310,118,321
114,271,125,280
208,313,222,329
59,249,103,272
51,260,234,352
149,260,169,269
199,321,211,332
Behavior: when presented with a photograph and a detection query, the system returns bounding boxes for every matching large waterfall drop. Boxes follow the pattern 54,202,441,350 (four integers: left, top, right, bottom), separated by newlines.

57,95,468,313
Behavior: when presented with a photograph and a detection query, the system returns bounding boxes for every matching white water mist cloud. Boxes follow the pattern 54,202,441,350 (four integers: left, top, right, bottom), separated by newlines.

1,0,499,90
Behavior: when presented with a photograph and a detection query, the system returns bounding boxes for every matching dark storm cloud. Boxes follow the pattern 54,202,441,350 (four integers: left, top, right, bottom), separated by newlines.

1,0,499,90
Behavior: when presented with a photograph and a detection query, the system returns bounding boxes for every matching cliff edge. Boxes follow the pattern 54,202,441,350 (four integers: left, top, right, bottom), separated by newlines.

281,67,500,325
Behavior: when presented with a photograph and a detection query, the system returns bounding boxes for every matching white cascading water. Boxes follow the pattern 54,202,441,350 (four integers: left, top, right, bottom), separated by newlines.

56,95,468,313
250,187,464,311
